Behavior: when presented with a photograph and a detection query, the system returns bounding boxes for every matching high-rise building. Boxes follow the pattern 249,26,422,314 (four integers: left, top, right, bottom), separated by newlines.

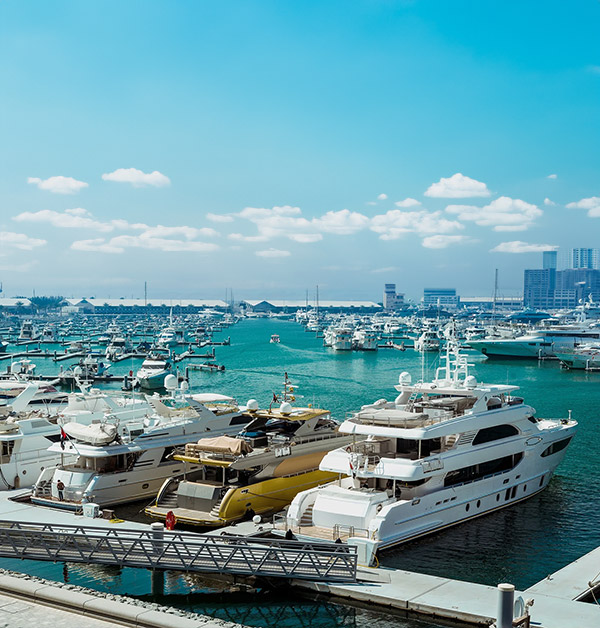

422,288,459,308
543,250,557,270
383,284,405,311
569,248,600,270
523,268,555,309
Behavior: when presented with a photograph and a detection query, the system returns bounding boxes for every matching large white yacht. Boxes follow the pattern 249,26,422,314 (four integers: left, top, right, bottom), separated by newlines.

31,388,252,509
283,328,577,558
0,386,154,490
469,325,600,358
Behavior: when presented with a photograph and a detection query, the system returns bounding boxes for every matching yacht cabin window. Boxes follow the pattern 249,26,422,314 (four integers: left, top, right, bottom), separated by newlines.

472,424,519,446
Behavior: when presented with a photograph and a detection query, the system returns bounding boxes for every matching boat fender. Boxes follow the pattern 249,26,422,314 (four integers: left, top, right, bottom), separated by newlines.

345,446,352,453
376,504,383,513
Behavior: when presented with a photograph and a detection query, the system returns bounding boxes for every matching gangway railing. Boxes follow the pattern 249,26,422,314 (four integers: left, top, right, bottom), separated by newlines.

0,520,357,582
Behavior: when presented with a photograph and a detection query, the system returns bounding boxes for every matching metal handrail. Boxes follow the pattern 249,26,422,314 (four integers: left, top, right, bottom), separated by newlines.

0,520,357,583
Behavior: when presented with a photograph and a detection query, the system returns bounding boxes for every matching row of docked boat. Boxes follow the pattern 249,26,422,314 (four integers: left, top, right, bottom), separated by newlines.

0,331,577,560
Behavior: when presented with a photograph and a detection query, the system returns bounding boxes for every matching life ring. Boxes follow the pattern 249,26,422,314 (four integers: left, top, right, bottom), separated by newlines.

165,510,176,530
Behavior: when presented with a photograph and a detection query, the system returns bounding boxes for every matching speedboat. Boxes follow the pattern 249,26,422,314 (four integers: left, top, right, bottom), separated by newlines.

281,326,577,560
270,334,281,344
145,401,354,527
136,356,172,390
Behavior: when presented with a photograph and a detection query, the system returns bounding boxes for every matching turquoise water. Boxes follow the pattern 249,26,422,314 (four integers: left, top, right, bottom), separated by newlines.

2,318,599,627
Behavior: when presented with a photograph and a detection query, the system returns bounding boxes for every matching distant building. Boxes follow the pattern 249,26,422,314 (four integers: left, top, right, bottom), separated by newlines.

460,296,523,310
523,269,556,309
241,299,382,313
61,298,228,314
569,248,600,270
543,250,557,270
383,284,405,311
423,288,459,308
523,250,600,308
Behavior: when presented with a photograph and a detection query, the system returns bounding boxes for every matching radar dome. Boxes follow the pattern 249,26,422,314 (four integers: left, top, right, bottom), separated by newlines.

246,399,259,411
398,372,412,385
73,366,83,377
465,375,477,389
180,380,189,392
279,402,293,415
164,374,178,390
252,515,261,524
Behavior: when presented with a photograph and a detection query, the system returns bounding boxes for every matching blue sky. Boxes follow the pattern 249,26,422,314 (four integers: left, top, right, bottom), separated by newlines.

1,0,599,301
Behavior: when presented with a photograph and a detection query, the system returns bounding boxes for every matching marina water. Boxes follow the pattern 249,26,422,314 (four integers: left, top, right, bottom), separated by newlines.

3,318,599,628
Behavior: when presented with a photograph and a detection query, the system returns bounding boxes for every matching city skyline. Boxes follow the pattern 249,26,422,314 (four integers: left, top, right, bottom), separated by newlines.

1,1,599,300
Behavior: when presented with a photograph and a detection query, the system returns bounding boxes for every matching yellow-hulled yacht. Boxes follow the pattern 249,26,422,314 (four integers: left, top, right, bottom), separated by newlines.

145,402,353,527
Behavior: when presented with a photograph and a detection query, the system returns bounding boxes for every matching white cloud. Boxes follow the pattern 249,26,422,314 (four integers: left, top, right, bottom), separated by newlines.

232,205,366,243
422,235,470,249
547,174,558,179
377,193,388,200
228,233,270,243
425,173,490,198
72,232,218,254
490,241,558,254
0,231,46,250
255,248,291,258
370,209,462,241
102,168,170,187
566,196,600,217
14,208,116,232
544,198,556,206
289,233,323,243
312,209,369,235
394,198,421,208
206,213,234,223
71,239,124,254
494,225,528,232
446,196,542,231
28,176,88,195
371,266,399,274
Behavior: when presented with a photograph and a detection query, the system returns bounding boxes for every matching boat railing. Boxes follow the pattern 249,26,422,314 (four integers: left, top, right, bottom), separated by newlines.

272,513,373,541
345,410,453,428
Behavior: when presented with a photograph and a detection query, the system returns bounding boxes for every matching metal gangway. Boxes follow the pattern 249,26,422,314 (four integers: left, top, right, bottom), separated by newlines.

0,520,357,583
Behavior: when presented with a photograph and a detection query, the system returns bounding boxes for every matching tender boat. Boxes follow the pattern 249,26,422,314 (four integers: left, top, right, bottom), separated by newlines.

281,326,577,560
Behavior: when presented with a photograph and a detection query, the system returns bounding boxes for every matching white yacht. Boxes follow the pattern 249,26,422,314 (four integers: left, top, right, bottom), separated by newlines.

0,386,153,490
354,329,379,351
105,336,132,361
469,326,600,358
331,327,353,351
414,328,441,352
31,389,253,509
156,326,178,348
555,344,600,370
283,330,577,559
18,320,39,342
136,356,172,390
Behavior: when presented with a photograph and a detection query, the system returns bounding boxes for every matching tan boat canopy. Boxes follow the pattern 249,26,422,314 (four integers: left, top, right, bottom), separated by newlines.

189,435,253,456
